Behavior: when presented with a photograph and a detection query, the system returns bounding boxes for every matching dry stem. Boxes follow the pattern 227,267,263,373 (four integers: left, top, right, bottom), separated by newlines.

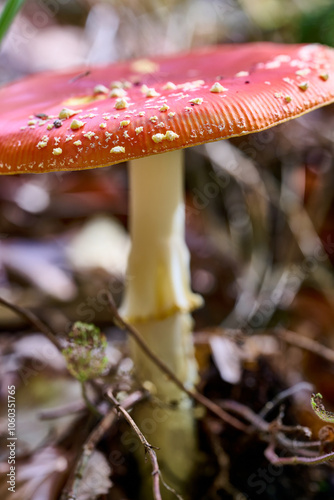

0,295,62,350
62,391,145,500
106,390,183,500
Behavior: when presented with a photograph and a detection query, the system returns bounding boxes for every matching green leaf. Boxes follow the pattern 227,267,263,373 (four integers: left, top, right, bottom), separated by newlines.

0,0,26,45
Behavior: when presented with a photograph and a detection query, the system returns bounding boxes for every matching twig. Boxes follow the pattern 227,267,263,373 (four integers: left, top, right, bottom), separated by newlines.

38,400,86,420
220,399,268,432
62,390,145,500
0,295,63,350
107,390,183,500
220,399,320,454
68,70,91,83
196,327,334,367
107,293,247,432
258,382,314,419
203,419,247,500
265,443,334,466
276,328,334,363
81,382,102,417
0,296,107,419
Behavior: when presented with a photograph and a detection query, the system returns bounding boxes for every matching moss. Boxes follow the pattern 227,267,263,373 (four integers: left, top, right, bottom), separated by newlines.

62,321,108,382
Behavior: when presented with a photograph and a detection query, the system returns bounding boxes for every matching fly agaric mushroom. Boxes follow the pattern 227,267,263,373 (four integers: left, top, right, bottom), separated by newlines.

1,42,334,494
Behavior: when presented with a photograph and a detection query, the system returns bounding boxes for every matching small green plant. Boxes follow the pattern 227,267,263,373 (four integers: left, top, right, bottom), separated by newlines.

62,321,108,383
311,393,334,423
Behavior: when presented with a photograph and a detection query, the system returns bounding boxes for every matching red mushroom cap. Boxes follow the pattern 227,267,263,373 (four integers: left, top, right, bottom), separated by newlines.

1,42,334,174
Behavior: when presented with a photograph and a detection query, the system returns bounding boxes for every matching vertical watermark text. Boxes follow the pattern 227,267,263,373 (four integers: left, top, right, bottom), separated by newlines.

7,385,16,493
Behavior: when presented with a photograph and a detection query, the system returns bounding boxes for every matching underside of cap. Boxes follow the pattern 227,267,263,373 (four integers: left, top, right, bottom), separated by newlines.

1,42,334,174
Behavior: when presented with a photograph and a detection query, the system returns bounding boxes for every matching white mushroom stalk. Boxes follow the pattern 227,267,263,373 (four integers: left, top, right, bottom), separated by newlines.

121,150,203,494
121,149,202,401
122,150,202,323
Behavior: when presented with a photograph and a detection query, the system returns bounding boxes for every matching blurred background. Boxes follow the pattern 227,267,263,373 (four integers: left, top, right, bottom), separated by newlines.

1,1,334,499
1,0,334,82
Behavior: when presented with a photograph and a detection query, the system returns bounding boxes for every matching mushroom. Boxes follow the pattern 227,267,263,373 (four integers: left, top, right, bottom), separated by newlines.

1,42,334,494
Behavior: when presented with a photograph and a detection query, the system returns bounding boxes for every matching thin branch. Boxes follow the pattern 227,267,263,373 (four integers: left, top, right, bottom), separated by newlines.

275,433,321,456
62,390,145,500
258,382,314,419
38,400,86,420
0,295,63,350
107,390,183,500
219,400,320,452
265,443,334,466
81,382,102,417
272,423,311,436
220,399,268,432
196,327,334,367
203,419,246,500
107,293,247,433
276,328,334,363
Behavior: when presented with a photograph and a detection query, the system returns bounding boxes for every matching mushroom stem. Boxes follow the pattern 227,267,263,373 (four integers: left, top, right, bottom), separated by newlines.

122,149,202,325
122,149,202,401
121,150,202,495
